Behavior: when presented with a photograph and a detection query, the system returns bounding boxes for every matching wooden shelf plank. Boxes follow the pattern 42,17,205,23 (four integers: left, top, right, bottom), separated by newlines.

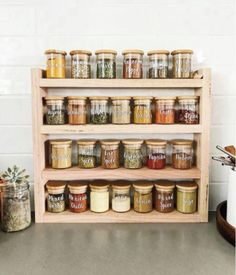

42,166,201,181
42,210,201,223
39,78,203,89
41,124,202,135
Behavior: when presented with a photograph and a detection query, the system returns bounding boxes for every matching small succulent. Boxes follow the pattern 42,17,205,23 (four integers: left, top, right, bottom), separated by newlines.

1,165,29,186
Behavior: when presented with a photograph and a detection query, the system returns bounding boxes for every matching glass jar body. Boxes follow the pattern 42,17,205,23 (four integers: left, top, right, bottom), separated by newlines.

147,145,166,169
69,191,87,213
133,189,152,213
112,99,131,124
90,99,109,124
149,54,168,79
112,188,131,212
96,53,116,79
172,53,192,79
47,192,65,213
51,143,72,169
68,99,87,125
90,188,109,213
155,188,174,213
178,99,199,124
46,99,66,125
78,144,96,168
46,53,66,78
155,100,175,124
71,53,91,79
124,145,143,169
134,99,152,124
172,145,193,169
101,145,120,169
123,53,143,79
177,189,197,213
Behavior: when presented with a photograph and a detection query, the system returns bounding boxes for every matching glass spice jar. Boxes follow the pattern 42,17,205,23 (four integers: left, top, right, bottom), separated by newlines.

177,96,199,124
176,182,198,214
111,96,131,124
45,49,67,78
101,139,120,169
122,139,144,169
146,139,167,169
155,97,176,124
0,182,31,232
70,50,92,79
68,182,88,213
46,181,66,213
155,181,175,213
77,139,97,169
133,96,153,124
95,49,117,79
171,139,193,169
67,96,87,125
90,97,109,124
147,50,169,79
171,49,193,79
122,49,144,79
90,182,110,213
45,96,66,125
112,182,131,213
133,183,153,213
50,140,72,169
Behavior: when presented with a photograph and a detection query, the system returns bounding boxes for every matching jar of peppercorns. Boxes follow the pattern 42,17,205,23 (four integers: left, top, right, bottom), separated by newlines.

45,96,66,125
70,50,92,79
90,97,109,124
122,139,144,169
155,97,176,124
45,49,67,78
171,139,193,169
100,139,120,169
145,139,167,169
122,49,144,79
133,96,153,124
147,50,169,79
177,96,199,124
171,49,193,79
155,181,175,213
67,96,87,125
68,182,88,213
95,49,117,79
77,139,97,169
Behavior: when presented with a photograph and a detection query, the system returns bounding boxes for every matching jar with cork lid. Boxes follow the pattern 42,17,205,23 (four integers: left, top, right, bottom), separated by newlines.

155,97,176,124
122,139,144,169
77,139,97,169
122,49,144,79
90,182,110,213
90,96,109,124
155,181,175,213
50,139,72,169
67,96,87,125
146,139,167,169
147,50,169,79
45,49,67,78
177,96,199,124
112,182,131,213
45,96,66,125
68,182,88,213
133,96,153,124
70,50,92,79
100,139,120,169
46,181,66,213
171,49,193,79
133,183,153,213
171,139,193,169
95,49,117,79
111,96,131,124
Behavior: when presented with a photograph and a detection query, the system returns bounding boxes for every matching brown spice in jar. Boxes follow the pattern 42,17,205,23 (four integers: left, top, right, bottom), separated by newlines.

134,191,152,213
155,181,175,213
67,97,87,125
122,50,144,79
172,153,192,169
101,140,120,169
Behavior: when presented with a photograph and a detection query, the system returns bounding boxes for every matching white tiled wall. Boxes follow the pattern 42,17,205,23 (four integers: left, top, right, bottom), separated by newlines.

0,0,235,210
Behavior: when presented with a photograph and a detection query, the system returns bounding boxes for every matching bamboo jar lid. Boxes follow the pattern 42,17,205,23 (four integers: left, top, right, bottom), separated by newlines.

50,139,72,146
155,180,175,191
46,181,66,194
122,139,144,145
176,182,198,192
171,139,193,146
70,50,92,56
45,49,67,55
171,49,193,55
90,181,110,191
147,50,170,55
68,182,88,194
133,182,153,192
95,49,117,55
100,139,120,146
122,49,144,55
145,139,167,147
112,181,131,190
77,139,97,146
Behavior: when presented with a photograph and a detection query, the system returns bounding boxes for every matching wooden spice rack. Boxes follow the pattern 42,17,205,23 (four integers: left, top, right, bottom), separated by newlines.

32,68,211,223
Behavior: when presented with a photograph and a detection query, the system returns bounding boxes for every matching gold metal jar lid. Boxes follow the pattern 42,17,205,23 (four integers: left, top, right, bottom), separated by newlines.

50,139,72,145
70,50,92,56
45,96,65,101
111,96,131,100
145,139,167,146
46,181,66,193
122,139,144,145
133,182,153,191
112,181,131,190
45,49,67,55
95,49,117,55
155,180,175,191
171,49,193,55
77,139,97,146
89,96,109,101
122,49,144,55
100,139,120,146
147,50,170,55
170,139,193,146
176,182,198,192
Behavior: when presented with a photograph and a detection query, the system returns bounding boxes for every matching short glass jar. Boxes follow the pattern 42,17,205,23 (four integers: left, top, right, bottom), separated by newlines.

155,97,176,124
147,50,169,79
171,139,193,169
171,49,193,79
70,50,92,79
155,181,175,213
68,182,88,213
67,96,87,125
123,139,144,169
112,182,131,213
177,96,199,124
77,139,97,169
122,49,144,79
176,182,198,214
101,139,120,169
95,49,117,79
133,183,153,213
146,139,167,169
45,96,66,125
50,139,72,169
111,96,131,124
90,96,109,124
46,181,66,213
45,49,67,78
133,96,153,124
1,182,31,232
90,182,110,213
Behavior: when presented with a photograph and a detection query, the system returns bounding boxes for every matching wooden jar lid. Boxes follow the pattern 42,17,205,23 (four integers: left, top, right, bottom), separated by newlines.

122,139,144,145
68,182,88,194
171,49,193,55
100,139,120,146
70,50,92,55
111,96,131,100
133,96,153,100
176,182,198,191
45,96,64,101
112,181,131,190
95,49,117,55
45,49,67,55
145,139,167,147
46,181,66,191
147,50,170,55
122,49,144,55
155,180,175,191
133,182,153,191
77,139,97,145
90,181,110,190
171,139,193,146
50,139,72,145
89,96,109,101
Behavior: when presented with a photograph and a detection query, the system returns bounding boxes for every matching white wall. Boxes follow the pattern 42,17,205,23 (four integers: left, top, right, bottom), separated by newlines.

0,0,235,210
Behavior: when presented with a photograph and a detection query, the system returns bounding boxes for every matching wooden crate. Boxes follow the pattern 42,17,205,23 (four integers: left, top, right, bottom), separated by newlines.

32,68,211,223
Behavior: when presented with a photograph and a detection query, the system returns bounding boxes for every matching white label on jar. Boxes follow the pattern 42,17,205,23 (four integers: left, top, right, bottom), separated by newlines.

148,154,166,160
160,201,173,211
183,198,193,206
90,192,109,212
51,154,71,161
48,110,63,116
68,110,86,115
158,193,173,201
124,152,142,161
176,154,192,161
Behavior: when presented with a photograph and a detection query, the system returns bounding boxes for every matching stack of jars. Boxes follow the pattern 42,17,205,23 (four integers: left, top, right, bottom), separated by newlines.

45,49,194,79
46,180,198,214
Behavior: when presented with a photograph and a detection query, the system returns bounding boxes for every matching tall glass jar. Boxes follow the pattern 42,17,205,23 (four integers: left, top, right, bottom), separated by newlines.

176,182,198,214
177,96,199,124
101,139,120,169
133,96,153,124
111,96,131,124
122,139,144,169
77,139,97,169
50,139,72,169
90,97,109,124
95,49,117,79
45,49,67,78
147,50,169,79
46,181,66,213
112,182,131,213
146,139,167,169
0,182,31,232
155,181,175,213
45,96,66,125
171,139,193,169
67,96,87,125
155,97,176,124
70,50,92,79
122,49,144,79
171,49,193,79
133,183,153,213
68,182,88,213
90,182,110,213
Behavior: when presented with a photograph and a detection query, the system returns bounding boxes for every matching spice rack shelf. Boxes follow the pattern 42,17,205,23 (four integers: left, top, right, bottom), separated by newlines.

32,68,211,223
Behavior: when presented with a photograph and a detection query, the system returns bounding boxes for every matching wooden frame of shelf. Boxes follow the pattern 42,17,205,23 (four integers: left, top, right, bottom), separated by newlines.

32,68,211,224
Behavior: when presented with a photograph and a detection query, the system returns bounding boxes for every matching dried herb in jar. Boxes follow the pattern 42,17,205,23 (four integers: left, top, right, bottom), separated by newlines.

45,96,66,125
95,50,117,79
70,50,92,79
124,148,143,169
171,50,193,79
91,112,109,124
147,50,169,79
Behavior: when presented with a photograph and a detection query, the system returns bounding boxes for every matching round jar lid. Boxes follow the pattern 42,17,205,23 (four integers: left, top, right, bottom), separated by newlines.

133,182,153,191
155,180,175,191
177,96,199,101
95,49,117,55
68,182,88,193
100,139,120,146
171,49,193,55
77,139,97,145
133,96,153,100
122,49,144,55
67,96,87,100
45,96,64,101
90,182,110,190
89,96,109,101
147,50,170,55
155,96,176,101
171,139,193,146
70,50,92,56
111,96,131,100
122,139,144,145
46,181,66,190
50,139,72,145
176,182,198,191
45,49,67,55
112,181,131,190
145,139,167,146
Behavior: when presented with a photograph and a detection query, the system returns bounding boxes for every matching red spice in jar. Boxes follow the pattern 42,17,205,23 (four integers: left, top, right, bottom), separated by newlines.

69,193,87,213
147,153,166,169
